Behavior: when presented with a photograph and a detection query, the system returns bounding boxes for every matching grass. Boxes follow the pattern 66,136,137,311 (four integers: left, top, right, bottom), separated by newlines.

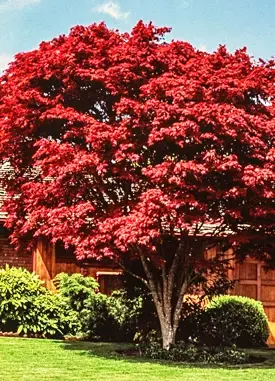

0,338,275,381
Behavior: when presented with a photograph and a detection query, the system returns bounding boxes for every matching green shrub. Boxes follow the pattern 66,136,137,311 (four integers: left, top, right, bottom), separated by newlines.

54,273,146,341
107,290,144,341
20,292,79,337
54,272,110,340
80,291,114,341
119,271,161,340
138,341,250,364
0,266,79,337
180,295,269,348
79,290,138,341
54,272,99,312
134,329,162,345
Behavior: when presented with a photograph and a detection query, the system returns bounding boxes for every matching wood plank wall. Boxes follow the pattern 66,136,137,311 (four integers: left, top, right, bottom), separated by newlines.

33,238,56,290
33,238,122,293
31,239,275,322
233,260,275,322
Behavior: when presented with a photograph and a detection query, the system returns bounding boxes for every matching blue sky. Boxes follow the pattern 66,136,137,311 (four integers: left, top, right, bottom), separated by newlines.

1,0,275,72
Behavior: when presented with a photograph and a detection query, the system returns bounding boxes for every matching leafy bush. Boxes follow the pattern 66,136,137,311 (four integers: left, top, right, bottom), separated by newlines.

54,272,110,340
180,295,269,347
79,292,113,341
134,329,162,345
54,272,99,312
107,290,144,341
54,273,269,348
138,341,250,364
54,273,145,341
0,266,79,337
119,271,161,340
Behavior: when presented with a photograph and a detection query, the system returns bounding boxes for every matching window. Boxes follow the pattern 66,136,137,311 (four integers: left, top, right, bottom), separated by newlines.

96,271,122,295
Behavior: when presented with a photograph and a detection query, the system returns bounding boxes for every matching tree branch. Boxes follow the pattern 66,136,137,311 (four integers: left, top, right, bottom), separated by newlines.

172,277,190,330
161,261,168,317
115,260,149,289
139,252,164,319
167,240,185,303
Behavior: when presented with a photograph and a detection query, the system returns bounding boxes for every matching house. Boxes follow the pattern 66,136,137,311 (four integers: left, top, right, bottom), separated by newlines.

0,219,274,317
0,221,122,295
0,162,123,294
0,173,275,343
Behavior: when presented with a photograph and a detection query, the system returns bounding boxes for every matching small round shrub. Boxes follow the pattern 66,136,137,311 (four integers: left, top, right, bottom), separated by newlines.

187,295,269,348
0,266,79,337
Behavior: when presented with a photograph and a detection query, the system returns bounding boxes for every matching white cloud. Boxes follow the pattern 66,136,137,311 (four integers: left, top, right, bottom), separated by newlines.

198,44,208,52
0,0,40,12
0,54,13,74
94,1,129,20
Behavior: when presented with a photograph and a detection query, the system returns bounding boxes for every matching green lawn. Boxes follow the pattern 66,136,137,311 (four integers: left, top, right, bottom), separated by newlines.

0,337,275,381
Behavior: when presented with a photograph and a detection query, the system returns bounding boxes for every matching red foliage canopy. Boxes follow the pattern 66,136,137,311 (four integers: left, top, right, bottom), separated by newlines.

0,21,274,262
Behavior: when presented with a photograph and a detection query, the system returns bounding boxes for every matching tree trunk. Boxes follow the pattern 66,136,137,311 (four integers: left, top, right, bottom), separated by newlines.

139,251,190,350
147,285,184,349
160,319,177,350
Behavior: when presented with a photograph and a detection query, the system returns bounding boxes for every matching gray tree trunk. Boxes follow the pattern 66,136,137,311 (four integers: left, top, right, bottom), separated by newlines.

160,319,177,349
139,248,191,349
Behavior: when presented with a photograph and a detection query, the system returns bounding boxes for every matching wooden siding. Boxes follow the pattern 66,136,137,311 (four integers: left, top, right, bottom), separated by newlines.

232,259,275,322
43,243,275,315
55,263,122,294
1,237,275,316
33,238,56,290
204,248,275,345
33,238,122,294
2,236,275,341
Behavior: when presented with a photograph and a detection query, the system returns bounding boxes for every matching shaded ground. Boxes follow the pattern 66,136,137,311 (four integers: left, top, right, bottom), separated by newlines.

0,337,275,381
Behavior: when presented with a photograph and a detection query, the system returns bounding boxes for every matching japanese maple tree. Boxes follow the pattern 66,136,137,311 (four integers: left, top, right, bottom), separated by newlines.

0,22,275,348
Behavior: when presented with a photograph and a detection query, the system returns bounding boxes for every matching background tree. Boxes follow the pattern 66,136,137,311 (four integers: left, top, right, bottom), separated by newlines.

0,22,274,348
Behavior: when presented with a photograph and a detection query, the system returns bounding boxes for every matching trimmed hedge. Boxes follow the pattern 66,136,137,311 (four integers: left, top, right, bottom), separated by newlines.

180,295,269,347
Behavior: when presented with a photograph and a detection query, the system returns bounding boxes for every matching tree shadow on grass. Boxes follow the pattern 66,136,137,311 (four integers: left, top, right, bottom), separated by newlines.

61,340,275,370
